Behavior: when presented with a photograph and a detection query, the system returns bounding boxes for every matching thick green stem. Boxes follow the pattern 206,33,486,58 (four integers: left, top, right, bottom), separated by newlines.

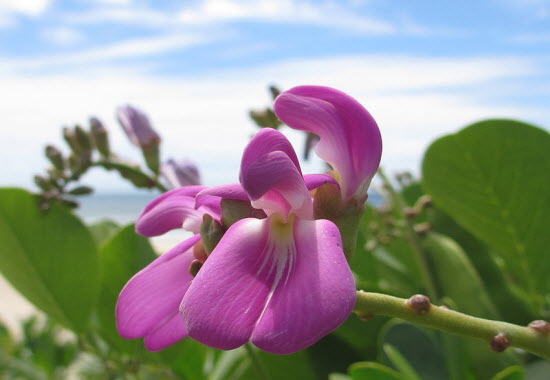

354,291,550,360
377,168,438,299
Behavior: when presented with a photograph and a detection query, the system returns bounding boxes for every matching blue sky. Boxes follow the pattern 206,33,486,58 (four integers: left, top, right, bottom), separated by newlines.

1,0,549,191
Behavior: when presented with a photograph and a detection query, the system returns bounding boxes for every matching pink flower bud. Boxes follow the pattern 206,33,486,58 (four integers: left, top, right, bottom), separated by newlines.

116,105,160,148
161,159,201,188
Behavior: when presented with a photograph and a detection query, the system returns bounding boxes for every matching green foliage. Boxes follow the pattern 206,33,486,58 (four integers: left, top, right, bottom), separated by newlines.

97,224,157,353
349,361,402,380
0,188,99,331
422,119,550,310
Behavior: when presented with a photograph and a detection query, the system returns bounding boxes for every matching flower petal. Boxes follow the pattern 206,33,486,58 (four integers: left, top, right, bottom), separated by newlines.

251,218,356,354
181,218,274,350
144,312,187,351
116,235,200,341
240,128,301,177
303,174,339,191
240,129,312,219
136,186,217,236
274,86,382,200
194,183,249,210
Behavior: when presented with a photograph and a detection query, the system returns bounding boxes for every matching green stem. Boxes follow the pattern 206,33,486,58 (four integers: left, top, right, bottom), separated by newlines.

354,291,550,360
377,168,438,299
244,343,270,380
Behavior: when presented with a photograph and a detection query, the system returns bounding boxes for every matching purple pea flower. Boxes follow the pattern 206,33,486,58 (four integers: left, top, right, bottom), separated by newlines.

161,159,201,188
273,86,382,201
180,128,356,354
116,186,221,351
116,105,160,148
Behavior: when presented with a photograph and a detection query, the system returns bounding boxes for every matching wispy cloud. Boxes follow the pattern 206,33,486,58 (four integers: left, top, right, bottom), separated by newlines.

1,53,547,190
59,0,464,37
41,26,85,46
0,32,211,72
0,0,50,16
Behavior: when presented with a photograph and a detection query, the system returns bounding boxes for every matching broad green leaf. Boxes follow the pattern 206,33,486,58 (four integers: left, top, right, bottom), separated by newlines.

422,232,498,318
97,224,156,353
380,322,447,380
0,188,98,331
349,361,402,380
382,344,421,380
159,339,212,380
429,208,536,324
88,219,119,245
422,119,550,305
491,365,524,380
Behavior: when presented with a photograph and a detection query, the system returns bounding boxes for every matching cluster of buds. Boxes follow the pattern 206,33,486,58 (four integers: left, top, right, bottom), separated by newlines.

35,104,207,210
35,120,108,210
364,173,434,251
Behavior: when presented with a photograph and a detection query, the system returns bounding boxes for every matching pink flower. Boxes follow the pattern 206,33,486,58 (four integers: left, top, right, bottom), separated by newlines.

161,159,201,188
273,86,382,201
180,128,356,354
116,186,220,351
117,105,160,148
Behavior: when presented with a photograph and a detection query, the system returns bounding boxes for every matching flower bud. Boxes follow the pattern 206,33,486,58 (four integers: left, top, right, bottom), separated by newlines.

34,175,53,191
45,145,64,170
117,105,160,149
200,214,225,255
74,125,92,152
63,127,81,153
68,186,93,196
161,159,201,188
90,117,110,157
117,105,161,174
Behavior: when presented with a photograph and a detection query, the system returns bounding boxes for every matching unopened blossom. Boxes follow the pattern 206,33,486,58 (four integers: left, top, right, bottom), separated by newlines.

116,186,220,351
181,128,356,354
274,85,382,201
161,159,201,188
116,105,160,148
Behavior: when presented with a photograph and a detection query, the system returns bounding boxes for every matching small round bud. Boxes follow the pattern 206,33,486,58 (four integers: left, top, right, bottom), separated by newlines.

407,294,431,315
489,333,510,352
189,259,203,277
528,320,550,335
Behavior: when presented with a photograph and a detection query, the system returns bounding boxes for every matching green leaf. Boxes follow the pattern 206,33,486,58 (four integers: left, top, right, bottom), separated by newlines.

349,361,402,380
491,365,524,380
0,188,98,331
88,219,119,245
97,224,156,352
159,339,212,380
382,344,422,380
422,232,498,318
422,119,550,305
380,322,447,380
428,208,536,324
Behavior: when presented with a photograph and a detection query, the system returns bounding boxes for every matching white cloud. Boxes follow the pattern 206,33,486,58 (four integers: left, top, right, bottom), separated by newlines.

0,32,211,71
0,0,50,16
41,27,85,46
0,54,547,191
